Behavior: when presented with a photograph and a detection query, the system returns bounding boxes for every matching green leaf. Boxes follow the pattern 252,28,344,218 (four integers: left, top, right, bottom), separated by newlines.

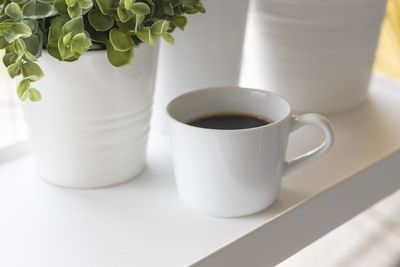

0,22,32,43
95,0,112,15
14,38,26,56
12,0,29,4
117,6,131,23
81,6,91,15
67,3,82,18
67,53,82,61
109,28,133,52
21,61,44,80
48,19,64,46
77,0,92,9
28,88,42,101
162,2,173,16
17,79,30,101
195,2,205,13
7,61,22,78
23,34,41,57
53,0,68,15
58,37,73,60
22,18,38,32
5,3,23,21
123,0,132,9
162,32,174,45
22,0,56,19
116,18,135,31
71,32,91,54
130,2,149,15
134,13,143,32
3,52,18,67
0,36,9,49
47,45,62,60
171,15,187,31
62,16,83,35
106,40,133,67
88,9,114,31
5,45,15,53
151,20,169,35
62,31,73,46
65,0,76,7
136,26,155,45
87,28,108,44
24,50,37,61
37,0,54,4
183,7,197,14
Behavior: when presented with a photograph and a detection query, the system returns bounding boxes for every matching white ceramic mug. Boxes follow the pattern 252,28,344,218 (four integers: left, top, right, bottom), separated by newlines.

167,87,334,217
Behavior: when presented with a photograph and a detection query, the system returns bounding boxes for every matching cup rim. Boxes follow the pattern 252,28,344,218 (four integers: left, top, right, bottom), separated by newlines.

166,86,293,132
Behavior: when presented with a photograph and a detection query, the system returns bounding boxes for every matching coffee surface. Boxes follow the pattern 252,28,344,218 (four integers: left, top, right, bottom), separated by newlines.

188,113,271,130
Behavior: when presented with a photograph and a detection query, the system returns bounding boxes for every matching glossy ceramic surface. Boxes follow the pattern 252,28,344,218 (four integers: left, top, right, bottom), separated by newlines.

167,87,334,217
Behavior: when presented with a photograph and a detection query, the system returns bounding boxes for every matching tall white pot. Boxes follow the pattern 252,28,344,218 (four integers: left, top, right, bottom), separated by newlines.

22,45,158,188
152,0,250,132
241,0,387,114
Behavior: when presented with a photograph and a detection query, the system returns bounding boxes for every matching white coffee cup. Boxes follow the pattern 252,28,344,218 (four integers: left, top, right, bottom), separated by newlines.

167,87,334,217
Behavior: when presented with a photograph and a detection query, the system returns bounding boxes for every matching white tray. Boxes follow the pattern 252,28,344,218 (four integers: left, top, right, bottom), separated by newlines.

0,76,399,267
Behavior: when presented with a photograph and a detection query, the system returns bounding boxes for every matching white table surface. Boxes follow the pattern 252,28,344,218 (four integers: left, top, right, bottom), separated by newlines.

0,77,400,267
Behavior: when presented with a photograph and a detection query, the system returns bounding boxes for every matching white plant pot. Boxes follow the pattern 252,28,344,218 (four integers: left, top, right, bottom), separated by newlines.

22,46,158,188
240,0,387,114
152,0,250,132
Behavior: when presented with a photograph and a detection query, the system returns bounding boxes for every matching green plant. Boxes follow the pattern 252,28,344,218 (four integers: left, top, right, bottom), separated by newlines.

0,0,204,101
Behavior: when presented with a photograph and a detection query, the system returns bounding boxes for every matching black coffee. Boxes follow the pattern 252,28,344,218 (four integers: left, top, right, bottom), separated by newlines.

188,113,271,130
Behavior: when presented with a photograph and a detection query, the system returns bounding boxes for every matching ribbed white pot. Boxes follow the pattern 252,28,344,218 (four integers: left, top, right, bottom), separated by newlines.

152,0,250,132
241,0,387,114
22,45,158,188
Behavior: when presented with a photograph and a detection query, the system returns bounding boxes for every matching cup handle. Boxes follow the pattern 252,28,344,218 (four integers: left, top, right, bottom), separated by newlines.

283,113,334,177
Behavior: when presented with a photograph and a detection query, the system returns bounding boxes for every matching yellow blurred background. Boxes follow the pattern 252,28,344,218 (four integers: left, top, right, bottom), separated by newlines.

374,0,400,79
